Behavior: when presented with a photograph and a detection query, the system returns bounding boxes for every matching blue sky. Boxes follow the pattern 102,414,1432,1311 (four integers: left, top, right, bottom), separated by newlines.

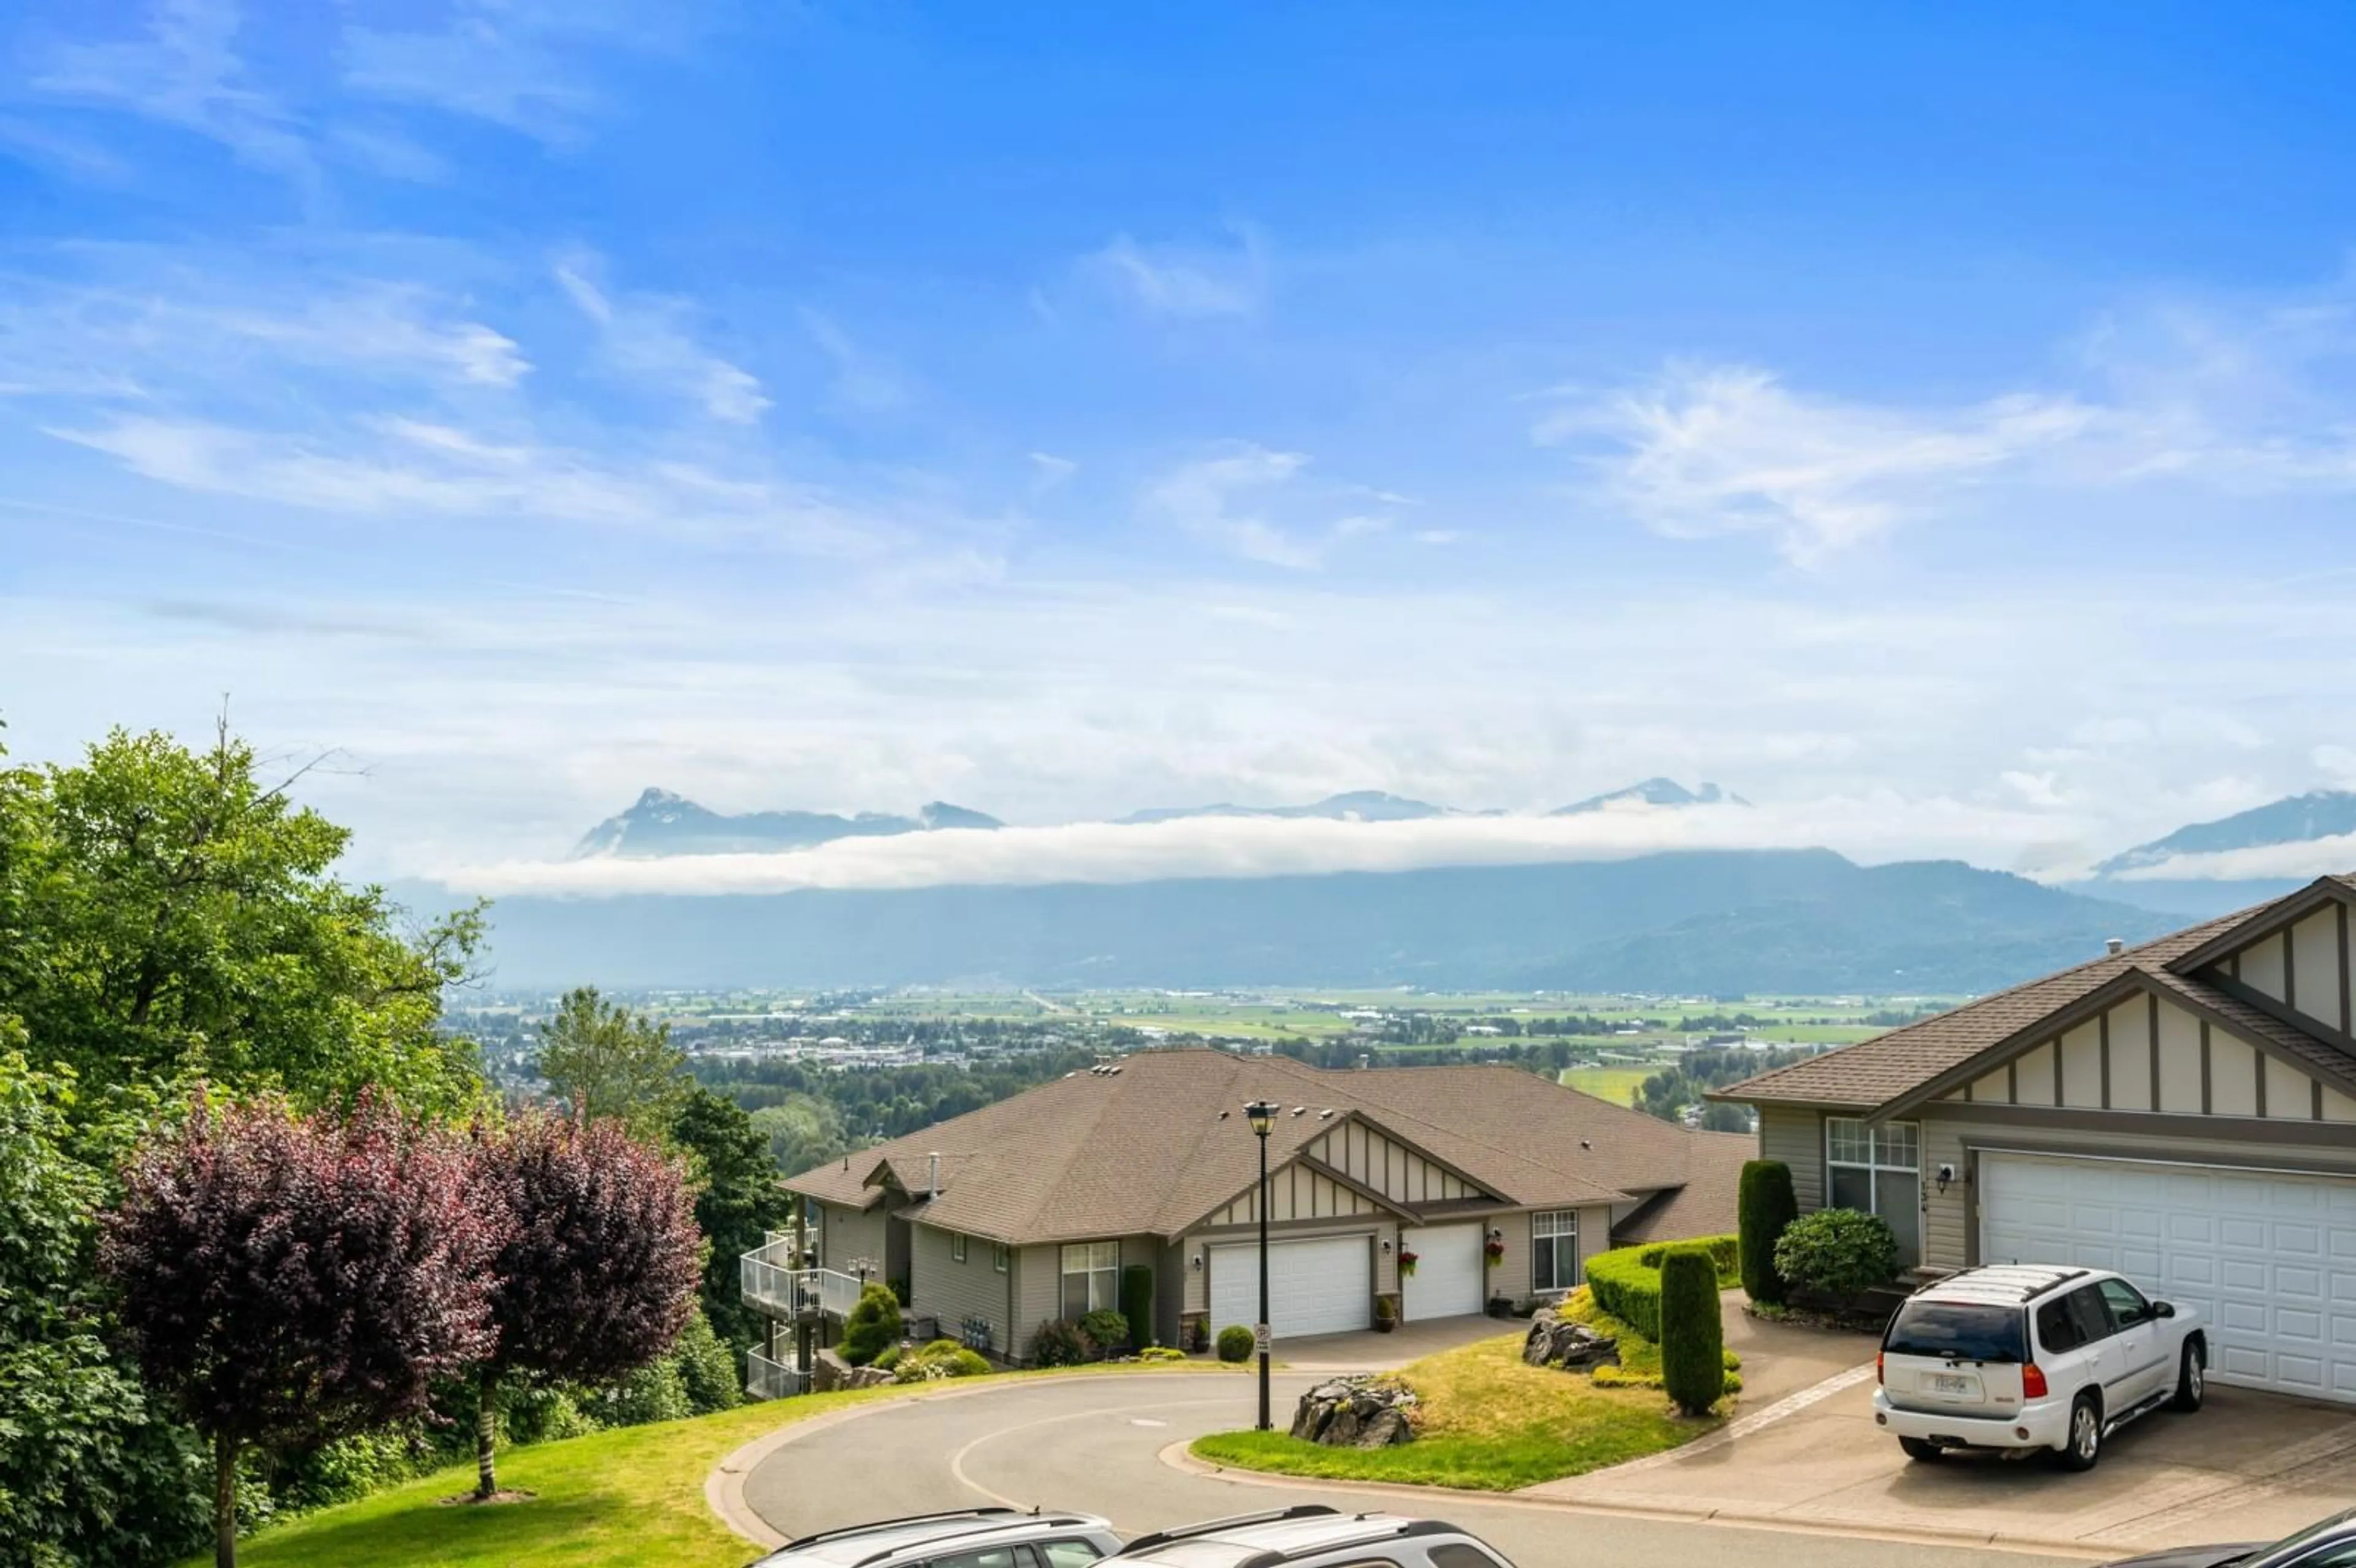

7,1,2356,888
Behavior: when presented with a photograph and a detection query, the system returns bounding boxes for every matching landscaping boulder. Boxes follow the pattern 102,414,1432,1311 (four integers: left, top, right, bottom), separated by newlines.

1288,1375,1416,1448
810,1347,895,1393
1522,1309,1619,1370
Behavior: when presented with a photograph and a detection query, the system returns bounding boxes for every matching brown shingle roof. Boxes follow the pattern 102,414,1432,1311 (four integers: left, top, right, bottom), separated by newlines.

1720,911,2255,1109
1611,1130,1754,1246
785,1048,1749,1246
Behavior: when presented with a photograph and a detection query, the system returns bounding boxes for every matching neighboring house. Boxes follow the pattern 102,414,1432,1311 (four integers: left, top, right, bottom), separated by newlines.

1719,875,2356,1405
749,1047,1751,1367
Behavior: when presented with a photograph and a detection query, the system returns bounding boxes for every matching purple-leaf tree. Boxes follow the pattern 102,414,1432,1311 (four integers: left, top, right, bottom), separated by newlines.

99,1093,501,1568
471,1109,700,1499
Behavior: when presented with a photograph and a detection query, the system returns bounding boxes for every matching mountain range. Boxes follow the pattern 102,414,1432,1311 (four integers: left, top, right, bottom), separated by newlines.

464,782,2356,994
455,848,2174,995
2073,788,2356,915
573,788,1003,858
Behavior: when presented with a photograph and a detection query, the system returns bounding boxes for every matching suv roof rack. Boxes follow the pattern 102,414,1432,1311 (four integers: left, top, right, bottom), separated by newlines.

1234,1519,1461,1568
1117,1507,1341,1557
851,1516,1104,1566
1923,1265,2088,1303
791,1508,1025,1550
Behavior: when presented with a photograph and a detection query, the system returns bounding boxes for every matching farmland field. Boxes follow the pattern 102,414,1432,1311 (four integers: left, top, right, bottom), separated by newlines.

1558,1066,1654,1105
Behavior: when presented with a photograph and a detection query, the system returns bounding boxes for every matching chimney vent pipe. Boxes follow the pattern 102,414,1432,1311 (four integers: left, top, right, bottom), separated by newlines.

928,1151,941,1198
2106,937,2124,956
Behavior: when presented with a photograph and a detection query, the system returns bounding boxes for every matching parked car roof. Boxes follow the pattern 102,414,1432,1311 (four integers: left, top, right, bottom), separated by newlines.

1115,1506,1484,1568
753,1508,1118,1568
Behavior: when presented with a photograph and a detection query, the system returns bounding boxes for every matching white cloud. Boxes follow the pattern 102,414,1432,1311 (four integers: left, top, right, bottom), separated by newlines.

2103,837,2356,884
31,0,315,188
341,1,671,145
1028,452,1078,493
800,310,903,414
44,413,887,554
1547,363,2096,565
1082,231,1266,317
555,253,768,423
1144,444,1322,569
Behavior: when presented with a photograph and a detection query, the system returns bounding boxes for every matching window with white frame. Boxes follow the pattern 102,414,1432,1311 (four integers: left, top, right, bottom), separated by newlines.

1825,1117,1921,1266
993,1242,1009,1274
1531,1210,1580,1291
1060,1241,1118,1316
950,1231,968,1264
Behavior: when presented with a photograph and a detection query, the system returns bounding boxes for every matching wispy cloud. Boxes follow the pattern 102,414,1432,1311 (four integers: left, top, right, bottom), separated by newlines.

555,252,768,423
340,1,671,145
30,0,316,189
1143,445,1411,570
1081,229,1267,318
1547,363,2095,565
800,310,904,414
1028,452,1077,493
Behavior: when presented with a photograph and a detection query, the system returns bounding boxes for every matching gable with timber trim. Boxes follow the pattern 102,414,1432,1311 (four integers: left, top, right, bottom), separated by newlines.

1194,1115,1504,1227
1941,987,2356,1123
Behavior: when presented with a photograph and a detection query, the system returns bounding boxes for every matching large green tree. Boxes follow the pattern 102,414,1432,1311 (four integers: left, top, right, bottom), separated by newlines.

0,1036,212,1568
671,1085,794,1352
534,986,687,1139
0,725,485,1116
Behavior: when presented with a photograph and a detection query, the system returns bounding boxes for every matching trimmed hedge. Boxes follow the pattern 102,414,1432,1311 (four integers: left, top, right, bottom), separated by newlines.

1738,1161,1800,1305
1659,1249,1726,1415
1120,1264,1157,1348
1582,1234,1738,1342
1215,1324,1254,1363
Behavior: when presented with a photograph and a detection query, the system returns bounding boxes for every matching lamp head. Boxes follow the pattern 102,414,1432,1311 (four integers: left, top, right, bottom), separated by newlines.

1244,1099,1278,1138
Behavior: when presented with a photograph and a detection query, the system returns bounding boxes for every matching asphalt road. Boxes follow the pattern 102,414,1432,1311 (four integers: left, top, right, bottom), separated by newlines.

739,1372,2081,1568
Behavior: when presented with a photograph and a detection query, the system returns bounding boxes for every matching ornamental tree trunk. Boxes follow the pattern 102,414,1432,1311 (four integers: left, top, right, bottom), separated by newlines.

214,1429,239,1568
477,1366,499,1499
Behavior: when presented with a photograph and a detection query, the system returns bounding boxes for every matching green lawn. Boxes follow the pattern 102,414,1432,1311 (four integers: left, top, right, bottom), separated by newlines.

1557,1066,1655,1105
201,1364,1231,1568
1188,1331,1707,1491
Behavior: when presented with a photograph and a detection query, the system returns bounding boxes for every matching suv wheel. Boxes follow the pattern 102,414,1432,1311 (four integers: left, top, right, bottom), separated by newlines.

2057,1393,2103,1471
1898,1437,1944,1463
2171,1342,2205,1412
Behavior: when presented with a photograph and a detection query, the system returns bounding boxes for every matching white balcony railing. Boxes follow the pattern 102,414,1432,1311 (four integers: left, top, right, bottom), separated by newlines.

746,1348,806,1401
739,1236,867,1321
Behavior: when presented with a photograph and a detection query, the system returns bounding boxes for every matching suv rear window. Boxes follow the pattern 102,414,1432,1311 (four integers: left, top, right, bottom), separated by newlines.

1884,1300,2027,1362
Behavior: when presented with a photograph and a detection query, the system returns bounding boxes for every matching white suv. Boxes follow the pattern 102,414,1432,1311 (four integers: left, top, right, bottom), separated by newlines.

1873,1264,2206,1470
749,1508,1124,1568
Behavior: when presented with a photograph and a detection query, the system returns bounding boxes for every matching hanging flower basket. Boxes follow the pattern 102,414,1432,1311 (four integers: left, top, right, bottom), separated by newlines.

1397,1248,1420,1277
1484,1237,1506,1267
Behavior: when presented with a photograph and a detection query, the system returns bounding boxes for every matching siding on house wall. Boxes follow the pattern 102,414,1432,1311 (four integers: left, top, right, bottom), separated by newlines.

1920,1108,2356,1270
1009,1234,1162,1356
1758,1106,1823,1210
1503,1202,1615,1297
1941,992,2353,1124
909,1223,1015,1358
817,1201,887,1275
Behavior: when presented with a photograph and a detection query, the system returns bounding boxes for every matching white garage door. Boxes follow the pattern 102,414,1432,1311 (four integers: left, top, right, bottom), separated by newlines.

1981,1151,2356,1402
1399,1223,1484,1321
1209,1234,1372,1340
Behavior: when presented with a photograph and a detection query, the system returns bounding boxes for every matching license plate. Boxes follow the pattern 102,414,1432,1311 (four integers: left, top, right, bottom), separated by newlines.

1932,1374,1972,1394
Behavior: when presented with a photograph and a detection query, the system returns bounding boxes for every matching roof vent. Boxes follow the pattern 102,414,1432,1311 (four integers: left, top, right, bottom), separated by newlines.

1317,1108,1335,1120
2106,937,2125,956
1291,1106,1307,1116
1579,1139,1592,1150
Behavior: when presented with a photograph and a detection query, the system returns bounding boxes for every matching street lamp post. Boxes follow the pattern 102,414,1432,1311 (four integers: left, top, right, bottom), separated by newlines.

1244,1099,1279,1431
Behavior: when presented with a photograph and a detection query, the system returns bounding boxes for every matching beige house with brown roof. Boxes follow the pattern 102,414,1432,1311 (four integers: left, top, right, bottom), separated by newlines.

754,1047,1750,1366
1720,874,2356,1405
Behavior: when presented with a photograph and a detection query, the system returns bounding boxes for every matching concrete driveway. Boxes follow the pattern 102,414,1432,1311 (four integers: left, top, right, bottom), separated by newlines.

1536,1310,2356,1555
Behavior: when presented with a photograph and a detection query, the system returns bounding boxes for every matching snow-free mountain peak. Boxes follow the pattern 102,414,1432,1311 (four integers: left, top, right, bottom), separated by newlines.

572,791,1003,858
2094,790,2356,877
1551,778,1748,815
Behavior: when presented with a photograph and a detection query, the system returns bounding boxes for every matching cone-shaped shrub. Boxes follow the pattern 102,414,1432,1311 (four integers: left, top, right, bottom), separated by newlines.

841,1282,904,1366
1658,1247,1725,1416
1737,1160,1800,1304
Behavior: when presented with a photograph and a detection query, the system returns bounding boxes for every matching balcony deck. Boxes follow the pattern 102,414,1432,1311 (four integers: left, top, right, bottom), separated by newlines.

740,1234,866,1322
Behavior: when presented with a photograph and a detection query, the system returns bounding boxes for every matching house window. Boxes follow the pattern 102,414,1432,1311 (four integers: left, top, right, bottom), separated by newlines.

1825,1117,1921,1266
950,1232,968,1264
1531,1210,1580,1292
1060,1241,1118,1316
993,1242,1009,1274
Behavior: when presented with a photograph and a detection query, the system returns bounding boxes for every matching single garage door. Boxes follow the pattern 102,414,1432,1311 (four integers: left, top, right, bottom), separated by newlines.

1981,1151,2356,1402
1399,1223,1484,1321
1209,1234,1372,1340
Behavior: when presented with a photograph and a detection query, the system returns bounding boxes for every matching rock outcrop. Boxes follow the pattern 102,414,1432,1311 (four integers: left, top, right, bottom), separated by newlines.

1522,1309,1619,1370
1289,1376,1417,1447
810,1348,895,1392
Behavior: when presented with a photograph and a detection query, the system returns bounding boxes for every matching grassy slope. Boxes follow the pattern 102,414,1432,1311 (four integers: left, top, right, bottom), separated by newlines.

1190,1332,1703,1491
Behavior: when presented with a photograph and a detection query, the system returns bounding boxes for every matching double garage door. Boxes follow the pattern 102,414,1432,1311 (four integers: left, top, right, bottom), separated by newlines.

1981,1151,2356,1402
1208,1234,1371,1340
